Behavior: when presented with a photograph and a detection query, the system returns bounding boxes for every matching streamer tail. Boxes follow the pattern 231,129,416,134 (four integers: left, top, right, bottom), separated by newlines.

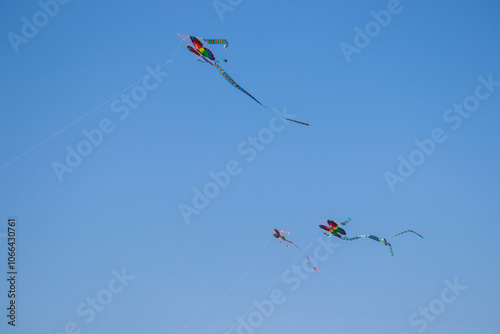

393,230,423,238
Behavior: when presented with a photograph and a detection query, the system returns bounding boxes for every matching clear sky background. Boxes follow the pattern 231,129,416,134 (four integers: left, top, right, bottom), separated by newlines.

1,0,499,333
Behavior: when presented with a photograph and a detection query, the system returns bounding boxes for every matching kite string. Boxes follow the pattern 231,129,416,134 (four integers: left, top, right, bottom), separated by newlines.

212,63,309,126
225,229,320,334
174,235,271,334
0,40,184,173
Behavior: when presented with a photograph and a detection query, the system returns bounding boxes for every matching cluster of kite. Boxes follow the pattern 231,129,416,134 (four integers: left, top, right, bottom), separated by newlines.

177,34,423,270
269,218,423,271
320,218,422,257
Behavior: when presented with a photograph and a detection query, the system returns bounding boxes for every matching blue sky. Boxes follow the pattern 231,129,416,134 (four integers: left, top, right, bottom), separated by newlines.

1,0,499,333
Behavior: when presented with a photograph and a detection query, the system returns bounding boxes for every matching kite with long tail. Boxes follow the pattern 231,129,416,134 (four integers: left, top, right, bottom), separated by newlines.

318,218,423,256
177,33,309,126
319,218,351,238
269,228,301,249
270,228,319,272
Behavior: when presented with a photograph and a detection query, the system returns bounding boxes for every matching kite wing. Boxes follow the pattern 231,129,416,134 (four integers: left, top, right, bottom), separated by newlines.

319,225,331,232
178,33,214,64
327,220,338,228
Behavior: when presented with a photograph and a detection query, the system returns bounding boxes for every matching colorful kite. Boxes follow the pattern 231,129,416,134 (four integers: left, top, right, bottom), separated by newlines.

318,218,422,256
269,228,301,249
319,218,351,238
177,33,309,126
270,228,319,272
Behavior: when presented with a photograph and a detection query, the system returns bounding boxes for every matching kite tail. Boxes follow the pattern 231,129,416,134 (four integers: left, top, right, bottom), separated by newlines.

285,239,301,250
214,63,265,106
323,232,342,238
341,234,394,256
393,230,423,238
205,39,229,49
277,229,290,235
285,118,310,126
306,256,320,272
341,217,352,226
387,242,394,256
340,235,368,241
213,64,310,126
264,106,309,126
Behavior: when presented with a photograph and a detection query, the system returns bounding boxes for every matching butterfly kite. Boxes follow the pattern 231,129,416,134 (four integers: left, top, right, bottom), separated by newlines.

177,33,309,126
270,228,319,272
319,218,423,256
319,218,351,237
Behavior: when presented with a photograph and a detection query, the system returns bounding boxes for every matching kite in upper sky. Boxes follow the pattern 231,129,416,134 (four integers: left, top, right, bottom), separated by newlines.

270,228,301,249
318,218,423,256
177,33,309,126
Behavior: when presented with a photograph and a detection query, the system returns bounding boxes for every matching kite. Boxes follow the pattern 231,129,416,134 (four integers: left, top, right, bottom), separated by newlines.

318,218,422,256
177,33,309,126
269,228,319,272
269,228,301,250
319,218,351,238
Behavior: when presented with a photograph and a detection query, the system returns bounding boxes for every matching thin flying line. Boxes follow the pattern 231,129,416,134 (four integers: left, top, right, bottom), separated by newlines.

175,236,270,334
0,40,184,172
225,231,319,334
